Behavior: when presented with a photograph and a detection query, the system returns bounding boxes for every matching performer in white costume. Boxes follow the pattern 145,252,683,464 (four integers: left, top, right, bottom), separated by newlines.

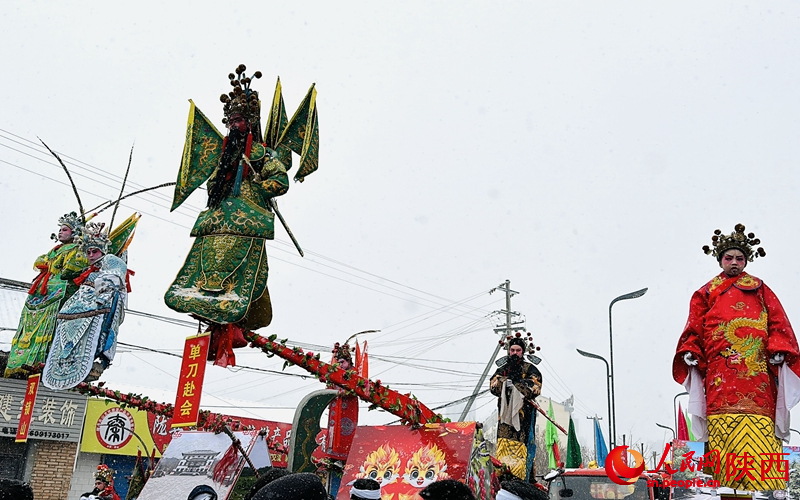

43,223,127,390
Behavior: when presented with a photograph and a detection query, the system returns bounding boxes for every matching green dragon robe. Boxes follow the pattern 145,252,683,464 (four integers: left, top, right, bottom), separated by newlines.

165,137,289,329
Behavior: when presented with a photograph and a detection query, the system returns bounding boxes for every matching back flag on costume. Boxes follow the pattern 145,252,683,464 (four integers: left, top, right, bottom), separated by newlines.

278,84,319,182
566,417,582,468
546,400,561,468
171,100,224,211
594,418,608,464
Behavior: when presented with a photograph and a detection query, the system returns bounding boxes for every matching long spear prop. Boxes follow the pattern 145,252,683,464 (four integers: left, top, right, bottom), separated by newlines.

270,198,304,257
91,182,177,216
529,399,568,435
109,144,134,231
39,138,85,223
219,423,260,479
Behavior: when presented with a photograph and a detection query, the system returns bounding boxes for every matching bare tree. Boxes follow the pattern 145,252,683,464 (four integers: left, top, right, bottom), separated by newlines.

581,444,595,464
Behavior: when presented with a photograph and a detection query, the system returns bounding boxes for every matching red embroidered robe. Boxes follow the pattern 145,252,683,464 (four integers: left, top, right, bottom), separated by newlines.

673,272,800,419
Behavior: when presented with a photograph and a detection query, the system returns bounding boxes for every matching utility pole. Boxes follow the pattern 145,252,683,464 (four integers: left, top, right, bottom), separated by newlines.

459,280,522,421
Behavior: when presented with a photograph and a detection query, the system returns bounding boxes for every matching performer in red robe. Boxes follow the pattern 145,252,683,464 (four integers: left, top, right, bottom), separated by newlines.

673,223,800,491
312,341,360,495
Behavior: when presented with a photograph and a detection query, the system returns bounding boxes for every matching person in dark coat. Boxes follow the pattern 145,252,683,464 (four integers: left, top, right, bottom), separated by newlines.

251,472,327,500
497,479,549,500
245,467,292,500
349,478,381,499
419,479,476,500
0,478,34,500
187,484,218,500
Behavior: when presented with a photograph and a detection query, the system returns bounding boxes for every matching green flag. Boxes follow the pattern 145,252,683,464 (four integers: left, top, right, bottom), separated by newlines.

684,410,696,442
566,416,582,468
545,400,561,469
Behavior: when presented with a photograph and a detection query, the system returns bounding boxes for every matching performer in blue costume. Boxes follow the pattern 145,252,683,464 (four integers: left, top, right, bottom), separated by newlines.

43,223,128,390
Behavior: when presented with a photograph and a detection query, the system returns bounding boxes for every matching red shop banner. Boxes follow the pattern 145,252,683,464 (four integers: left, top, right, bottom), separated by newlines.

171,331,210,428
15,374,41,442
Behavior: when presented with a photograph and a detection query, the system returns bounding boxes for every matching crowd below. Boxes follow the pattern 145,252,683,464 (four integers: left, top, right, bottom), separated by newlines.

0,468,551,500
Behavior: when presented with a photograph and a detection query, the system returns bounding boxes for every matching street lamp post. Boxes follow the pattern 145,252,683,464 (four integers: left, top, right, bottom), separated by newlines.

577,348,612,451
655,422,677,466
609,288,648,448
655,422,676,440
673,391,689,435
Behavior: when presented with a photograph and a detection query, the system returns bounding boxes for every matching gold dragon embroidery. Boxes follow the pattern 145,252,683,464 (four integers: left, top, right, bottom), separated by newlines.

708,275,726,293
717,310,768,378
735,275,760,288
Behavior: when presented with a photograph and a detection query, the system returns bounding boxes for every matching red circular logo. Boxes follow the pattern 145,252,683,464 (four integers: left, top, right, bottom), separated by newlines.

95,408,135,450
605,446,645,485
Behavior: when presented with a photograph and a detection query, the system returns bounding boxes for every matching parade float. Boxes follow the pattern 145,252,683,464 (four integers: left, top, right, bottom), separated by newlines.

0,65,542,500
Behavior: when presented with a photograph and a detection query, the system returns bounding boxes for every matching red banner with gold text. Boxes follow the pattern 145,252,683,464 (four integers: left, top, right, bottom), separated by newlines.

171,332,210,428
15,374,41,442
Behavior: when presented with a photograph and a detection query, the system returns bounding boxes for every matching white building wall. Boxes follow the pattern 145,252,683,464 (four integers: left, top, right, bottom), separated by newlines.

66,452,102,500
534,395,573,439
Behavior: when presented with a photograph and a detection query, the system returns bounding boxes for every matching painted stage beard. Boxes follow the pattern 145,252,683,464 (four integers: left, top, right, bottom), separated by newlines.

207,127,249,209
506,353,524,380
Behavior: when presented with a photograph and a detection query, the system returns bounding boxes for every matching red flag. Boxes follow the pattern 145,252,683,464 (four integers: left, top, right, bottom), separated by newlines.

355,342,362,372
551,441,562,467
172,331,210,428
677,402,689,441
360,341,369,380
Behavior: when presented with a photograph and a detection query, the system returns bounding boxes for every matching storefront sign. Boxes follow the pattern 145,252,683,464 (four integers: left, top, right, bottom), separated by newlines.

80,399,292,466
0,377,87,443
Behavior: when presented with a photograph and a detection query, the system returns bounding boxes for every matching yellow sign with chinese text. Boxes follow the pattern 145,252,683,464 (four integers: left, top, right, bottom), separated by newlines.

80,400,172,457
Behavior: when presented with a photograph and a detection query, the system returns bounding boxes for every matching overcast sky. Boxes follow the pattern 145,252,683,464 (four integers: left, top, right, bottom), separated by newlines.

1,2,799,457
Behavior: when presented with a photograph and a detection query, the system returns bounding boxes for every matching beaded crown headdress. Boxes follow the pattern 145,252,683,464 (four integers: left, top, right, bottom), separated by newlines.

79,222,111,253
702,223,765,262
332,342,353,364
499,331,541,355
220,64,263,126
94,464,115,484
58,211,83,231
51,211,84,241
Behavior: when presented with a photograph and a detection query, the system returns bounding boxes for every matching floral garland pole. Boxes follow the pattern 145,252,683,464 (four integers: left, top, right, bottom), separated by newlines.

243,331,445,426
70,381,289,455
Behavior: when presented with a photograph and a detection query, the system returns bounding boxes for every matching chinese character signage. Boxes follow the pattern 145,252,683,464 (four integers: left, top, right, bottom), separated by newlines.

0,377,87,443
15,374,40,442
172,332,210,428
80,399,293,466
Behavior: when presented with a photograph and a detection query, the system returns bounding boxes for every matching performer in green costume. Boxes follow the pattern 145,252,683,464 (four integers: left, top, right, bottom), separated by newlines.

4,212,88,378
165,64,319,366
